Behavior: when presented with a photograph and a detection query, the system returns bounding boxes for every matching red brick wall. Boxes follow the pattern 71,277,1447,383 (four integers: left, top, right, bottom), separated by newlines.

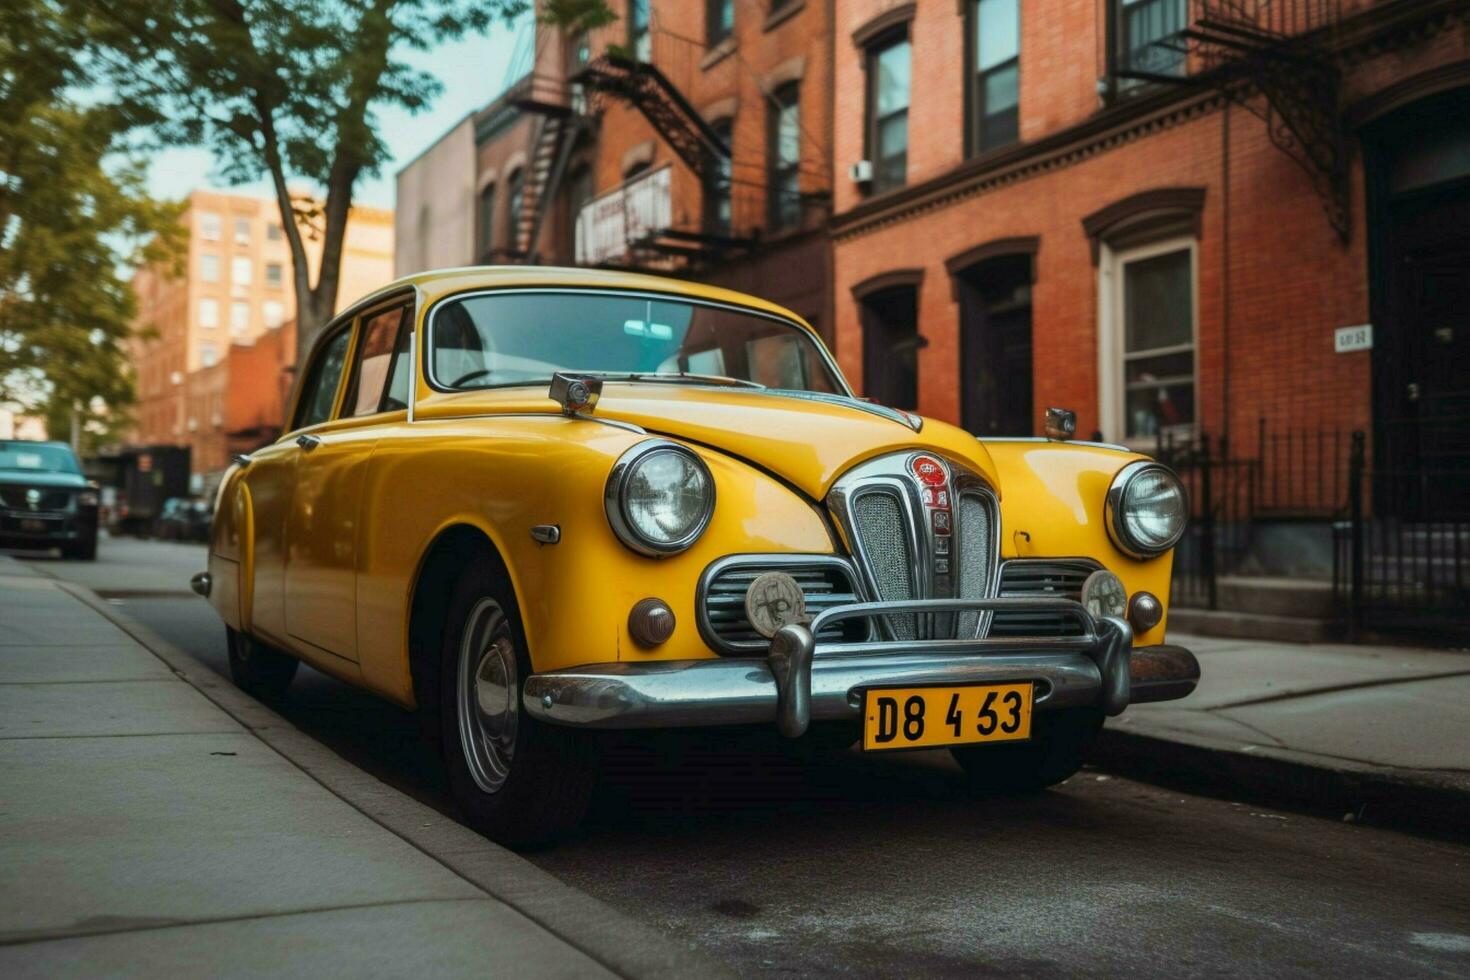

830,2,1465,450
563,0,833,246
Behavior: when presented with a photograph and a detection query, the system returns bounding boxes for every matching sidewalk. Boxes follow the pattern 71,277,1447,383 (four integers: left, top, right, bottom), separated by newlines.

1094,631,1470,838
0,557,720,978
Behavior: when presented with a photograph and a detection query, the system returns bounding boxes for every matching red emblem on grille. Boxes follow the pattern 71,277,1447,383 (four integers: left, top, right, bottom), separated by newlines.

911,455,946,487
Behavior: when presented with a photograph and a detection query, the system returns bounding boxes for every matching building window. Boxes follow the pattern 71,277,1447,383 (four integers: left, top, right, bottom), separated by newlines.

1101,237,1196,441
230,301,250,335
506,170,524,251
200,343,218,368
231,256,252,285
198,298,219,328
265,262,283,288
199,212,221,241
266,222,283,241
263,300,285,328
704,119,733,236
860,285,921,410
1116,0,1186,81
867,34,911,193
630,0,650,61
478,184,496,257
200,253,219,283
767,84,801,232
970,0,1020,154
706,0,733,47
233,216,251,246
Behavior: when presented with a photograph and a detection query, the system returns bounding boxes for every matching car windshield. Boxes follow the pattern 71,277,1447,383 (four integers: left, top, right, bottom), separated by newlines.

429,290,844,394
0,442,80,475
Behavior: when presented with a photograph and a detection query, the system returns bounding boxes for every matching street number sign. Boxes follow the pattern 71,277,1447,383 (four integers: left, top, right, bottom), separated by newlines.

1335,324,1373,353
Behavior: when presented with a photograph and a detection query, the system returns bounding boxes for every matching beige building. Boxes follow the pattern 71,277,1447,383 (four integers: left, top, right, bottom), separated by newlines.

131,189,394,479
394,114,478,276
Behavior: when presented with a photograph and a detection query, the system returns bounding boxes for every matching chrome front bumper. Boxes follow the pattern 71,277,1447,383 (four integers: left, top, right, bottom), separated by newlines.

524,598,1200,737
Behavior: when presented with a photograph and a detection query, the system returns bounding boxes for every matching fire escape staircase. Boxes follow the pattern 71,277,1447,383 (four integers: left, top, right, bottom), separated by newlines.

572,53,731,187
1116,0,1351,241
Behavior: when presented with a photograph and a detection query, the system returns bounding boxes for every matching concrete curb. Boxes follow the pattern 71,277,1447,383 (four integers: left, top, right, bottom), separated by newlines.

55,579,731,980
1089,725,1470,844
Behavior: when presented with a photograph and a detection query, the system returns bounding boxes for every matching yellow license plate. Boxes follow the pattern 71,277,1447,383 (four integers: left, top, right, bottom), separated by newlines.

862,683,1033,752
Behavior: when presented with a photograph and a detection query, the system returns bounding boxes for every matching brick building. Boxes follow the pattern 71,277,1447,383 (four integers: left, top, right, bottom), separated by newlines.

437,0,836,335
131,190,394,486
826,0,1468,468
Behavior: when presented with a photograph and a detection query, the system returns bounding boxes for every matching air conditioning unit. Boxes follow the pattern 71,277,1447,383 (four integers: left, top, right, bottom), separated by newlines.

848,160,874,184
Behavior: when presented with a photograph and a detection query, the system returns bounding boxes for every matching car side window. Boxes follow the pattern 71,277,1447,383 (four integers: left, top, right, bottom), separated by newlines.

293,327,353,430
381,311,414,411
345,305,411,417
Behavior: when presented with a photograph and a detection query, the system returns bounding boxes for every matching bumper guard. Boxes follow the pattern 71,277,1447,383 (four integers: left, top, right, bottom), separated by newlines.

524,597,1199,737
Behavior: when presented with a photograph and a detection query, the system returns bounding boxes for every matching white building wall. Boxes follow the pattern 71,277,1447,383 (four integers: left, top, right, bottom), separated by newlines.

394,115,476,276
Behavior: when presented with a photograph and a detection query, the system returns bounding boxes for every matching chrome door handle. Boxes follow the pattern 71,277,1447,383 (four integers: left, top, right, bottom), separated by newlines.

296,434,322,451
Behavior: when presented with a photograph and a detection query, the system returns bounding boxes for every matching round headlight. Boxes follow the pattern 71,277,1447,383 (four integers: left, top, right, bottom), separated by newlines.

1106,462,1188,559
605,441,714,557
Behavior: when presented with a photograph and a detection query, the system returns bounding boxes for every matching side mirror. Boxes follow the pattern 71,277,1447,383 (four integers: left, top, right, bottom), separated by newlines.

1044,407,1077,441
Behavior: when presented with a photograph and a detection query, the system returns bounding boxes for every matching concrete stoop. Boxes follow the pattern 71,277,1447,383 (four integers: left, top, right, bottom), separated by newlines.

1171,576,1341,643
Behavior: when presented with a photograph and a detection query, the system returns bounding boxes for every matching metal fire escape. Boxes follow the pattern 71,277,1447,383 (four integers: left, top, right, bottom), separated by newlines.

506,73,590,264
571,52,754,268
1115,0,1351,241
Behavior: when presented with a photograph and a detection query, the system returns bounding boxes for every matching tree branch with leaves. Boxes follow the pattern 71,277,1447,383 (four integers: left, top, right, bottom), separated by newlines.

77,0,546,362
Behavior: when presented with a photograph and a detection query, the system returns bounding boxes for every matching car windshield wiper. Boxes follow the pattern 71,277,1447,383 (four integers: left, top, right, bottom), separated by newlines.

573,372,767,390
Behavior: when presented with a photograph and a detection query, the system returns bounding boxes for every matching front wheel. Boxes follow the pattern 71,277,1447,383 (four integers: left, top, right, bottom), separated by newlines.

226,626,298,700
950,707,1103,795
439,565,599,848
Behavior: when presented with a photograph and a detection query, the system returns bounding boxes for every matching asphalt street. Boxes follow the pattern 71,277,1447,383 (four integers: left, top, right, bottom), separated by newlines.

12,534,1470,979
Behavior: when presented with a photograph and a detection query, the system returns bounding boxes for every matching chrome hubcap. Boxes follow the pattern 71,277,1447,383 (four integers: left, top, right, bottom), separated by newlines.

456,598,518,794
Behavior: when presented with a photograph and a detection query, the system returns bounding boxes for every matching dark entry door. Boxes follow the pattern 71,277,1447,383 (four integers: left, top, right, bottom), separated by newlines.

1388,214,1470,517
861,286,921,411
958,254,1033,435
1368,89,1470,519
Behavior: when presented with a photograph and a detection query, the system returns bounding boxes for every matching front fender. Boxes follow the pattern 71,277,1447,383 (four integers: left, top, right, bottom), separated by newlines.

983,440,1175,646
354,417,834,705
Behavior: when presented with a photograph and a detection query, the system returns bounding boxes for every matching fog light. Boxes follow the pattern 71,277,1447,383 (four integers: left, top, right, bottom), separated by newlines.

1128,591,1163,632
1081,569,1128,620
628,598,675,647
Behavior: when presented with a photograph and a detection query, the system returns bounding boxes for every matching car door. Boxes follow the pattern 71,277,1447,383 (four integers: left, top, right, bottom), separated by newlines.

284,299,413,663
245,322,354,647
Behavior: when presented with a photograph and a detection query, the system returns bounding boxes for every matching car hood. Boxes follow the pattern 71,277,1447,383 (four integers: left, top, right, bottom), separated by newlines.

414,384,1001,500
0,470,88,489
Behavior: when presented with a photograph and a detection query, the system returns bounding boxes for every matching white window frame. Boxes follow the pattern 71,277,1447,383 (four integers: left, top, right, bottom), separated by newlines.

231,256,253,285
198,297,219,329
1096,234,1199,448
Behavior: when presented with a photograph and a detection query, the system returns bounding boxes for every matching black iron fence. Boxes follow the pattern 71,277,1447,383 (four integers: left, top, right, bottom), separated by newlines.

1335,428,1470,643
1159,419,1470,642
1155,421,1354,609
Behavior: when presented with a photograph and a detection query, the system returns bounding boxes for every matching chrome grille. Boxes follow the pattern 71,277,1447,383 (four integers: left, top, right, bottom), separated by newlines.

956,492,995,637
700,558,864,654
0,486,73,512
852,490,916,639
989,560,1099,637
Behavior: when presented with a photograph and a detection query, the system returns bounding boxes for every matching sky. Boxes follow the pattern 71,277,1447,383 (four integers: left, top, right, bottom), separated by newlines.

142,11,532,211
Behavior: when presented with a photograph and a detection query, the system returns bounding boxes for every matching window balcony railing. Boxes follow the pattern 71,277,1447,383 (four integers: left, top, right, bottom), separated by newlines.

1109,0,1354,88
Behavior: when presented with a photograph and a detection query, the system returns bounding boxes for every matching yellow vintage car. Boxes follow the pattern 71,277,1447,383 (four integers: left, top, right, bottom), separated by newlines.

198,266,1198,845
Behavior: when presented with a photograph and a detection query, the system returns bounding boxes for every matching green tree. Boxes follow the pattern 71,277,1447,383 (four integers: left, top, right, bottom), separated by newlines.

0,0,181,445
78,0,573,363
